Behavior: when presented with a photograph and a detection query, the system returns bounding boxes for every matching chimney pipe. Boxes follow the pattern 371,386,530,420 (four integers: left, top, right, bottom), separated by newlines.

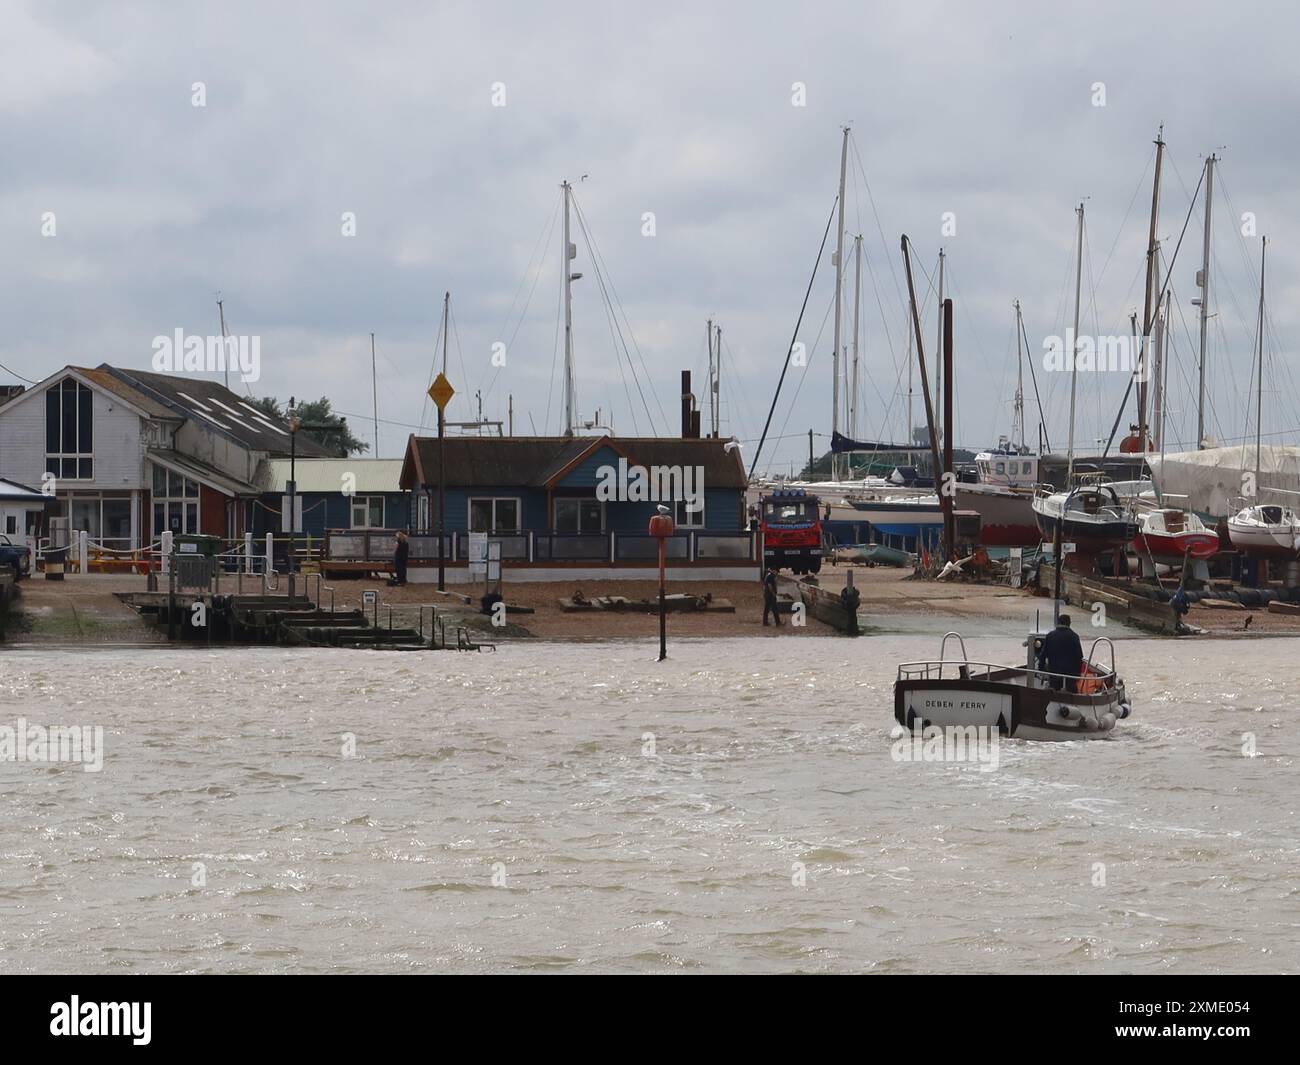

681,370,693,438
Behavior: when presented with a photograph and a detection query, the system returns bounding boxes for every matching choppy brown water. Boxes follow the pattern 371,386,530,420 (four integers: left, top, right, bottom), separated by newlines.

1,636,1296,973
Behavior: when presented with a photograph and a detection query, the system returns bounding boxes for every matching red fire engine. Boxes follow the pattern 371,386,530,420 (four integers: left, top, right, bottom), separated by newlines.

759,488,824,575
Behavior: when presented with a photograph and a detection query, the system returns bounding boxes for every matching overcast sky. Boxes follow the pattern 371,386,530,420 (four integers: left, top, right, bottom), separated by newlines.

3,1,1299,473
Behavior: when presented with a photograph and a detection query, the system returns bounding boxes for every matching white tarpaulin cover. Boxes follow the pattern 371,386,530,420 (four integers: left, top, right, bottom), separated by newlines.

1147,445,1300,519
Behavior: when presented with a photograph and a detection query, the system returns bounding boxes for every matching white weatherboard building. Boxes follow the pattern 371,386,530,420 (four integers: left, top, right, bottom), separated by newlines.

0,364,331,552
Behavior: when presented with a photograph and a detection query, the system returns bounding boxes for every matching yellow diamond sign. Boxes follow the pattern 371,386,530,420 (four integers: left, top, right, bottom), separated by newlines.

428,372,455,411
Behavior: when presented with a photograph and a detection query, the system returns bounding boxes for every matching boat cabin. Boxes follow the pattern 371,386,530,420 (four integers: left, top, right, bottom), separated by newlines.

975,450,1037,489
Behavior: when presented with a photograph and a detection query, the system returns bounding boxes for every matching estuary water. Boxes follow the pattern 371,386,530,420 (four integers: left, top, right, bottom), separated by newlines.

1,636,1296,973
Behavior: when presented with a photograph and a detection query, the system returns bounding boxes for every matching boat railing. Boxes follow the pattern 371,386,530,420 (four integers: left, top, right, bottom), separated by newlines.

896,658,1117,691
1087,636,1116,676
938,631,969,667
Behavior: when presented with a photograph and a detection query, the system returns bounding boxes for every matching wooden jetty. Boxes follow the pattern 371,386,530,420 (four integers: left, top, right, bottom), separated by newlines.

114,588,490,651
796,573,861,635
1038,562,1178,634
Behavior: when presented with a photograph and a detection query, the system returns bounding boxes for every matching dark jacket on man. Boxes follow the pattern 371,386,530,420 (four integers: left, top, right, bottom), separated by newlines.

762,569,781,626
1038,621,1083,691
394,535,410,584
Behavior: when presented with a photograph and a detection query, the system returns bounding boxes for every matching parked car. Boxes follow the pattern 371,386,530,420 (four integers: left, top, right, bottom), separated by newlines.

0,534,30,579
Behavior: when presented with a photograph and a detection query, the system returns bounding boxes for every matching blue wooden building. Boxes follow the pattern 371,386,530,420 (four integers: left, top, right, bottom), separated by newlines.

392,433,756,581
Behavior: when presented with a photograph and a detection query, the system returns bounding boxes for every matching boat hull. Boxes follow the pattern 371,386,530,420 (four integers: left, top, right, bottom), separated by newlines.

847,499,943,540
1133,530,1219,562
955,484,1039,546
894,675,1130,741
1033,511,1137,553
1226,522,1298,559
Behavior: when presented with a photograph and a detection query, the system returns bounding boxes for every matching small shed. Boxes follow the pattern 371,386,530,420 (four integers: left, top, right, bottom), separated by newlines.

0,477,49,551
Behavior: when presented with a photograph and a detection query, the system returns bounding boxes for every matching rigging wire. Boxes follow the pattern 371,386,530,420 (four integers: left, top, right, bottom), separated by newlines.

570,188,669,433
748,197,838,479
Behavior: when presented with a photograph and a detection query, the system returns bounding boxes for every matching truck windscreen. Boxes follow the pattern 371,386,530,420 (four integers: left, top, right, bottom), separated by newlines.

765,502,812,523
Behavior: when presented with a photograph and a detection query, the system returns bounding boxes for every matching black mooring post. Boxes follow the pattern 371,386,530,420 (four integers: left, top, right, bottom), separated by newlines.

167,551,176,641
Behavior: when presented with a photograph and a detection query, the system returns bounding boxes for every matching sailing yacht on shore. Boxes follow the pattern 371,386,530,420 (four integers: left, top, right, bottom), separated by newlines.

1225,237,1300,561
953,301,1042,546
1030,202,1139,559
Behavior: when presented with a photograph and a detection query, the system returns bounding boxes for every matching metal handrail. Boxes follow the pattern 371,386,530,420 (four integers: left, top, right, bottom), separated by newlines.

416,605,444,644
938,631,969,667
1087,636,1116,676
309,572,335,615
896,659,1117,688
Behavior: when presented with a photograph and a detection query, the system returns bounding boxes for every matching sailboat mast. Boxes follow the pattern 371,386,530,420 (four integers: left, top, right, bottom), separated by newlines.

562,180,576,436
370,331,379,456
1067,203,1084,482
706,318,714,438
1255,236,1267,485
1013,300,1025,451
442,292,449,374
1159,293,1170,455
714,325,722,437
1196,153,1216,449
1137,128,1164,450
217,298,229,391
850,233,863,446
831,127,849,480
901,236,944,522
906,327,914,446
935,248,945,436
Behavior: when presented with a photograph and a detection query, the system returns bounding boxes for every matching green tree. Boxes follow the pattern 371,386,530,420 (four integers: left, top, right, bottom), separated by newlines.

252,396,369,456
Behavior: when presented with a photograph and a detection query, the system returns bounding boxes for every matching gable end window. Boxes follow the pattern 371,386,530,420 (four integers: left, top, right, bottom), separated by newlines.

45,378,94,480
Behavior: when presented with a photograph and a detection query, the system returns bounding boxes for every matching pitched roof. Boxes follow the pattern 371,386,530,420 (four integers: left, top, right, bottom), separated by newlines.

103,366,335,457
147,449,260,496
0,477,46,501
73,366,178,419
402,435,748,490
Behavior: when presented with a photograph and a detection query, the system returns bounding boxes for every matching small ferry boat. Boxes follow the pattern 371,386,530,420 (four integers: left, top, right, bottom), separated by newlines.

894,631,1133,741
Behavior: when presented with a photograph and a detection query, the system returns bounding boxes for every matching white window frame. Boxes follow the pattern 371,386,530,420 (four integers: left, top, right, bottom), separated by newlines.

469,496,522,534
45,378,95,481
349,495,386,529
674,498,706,529
150,465,201,536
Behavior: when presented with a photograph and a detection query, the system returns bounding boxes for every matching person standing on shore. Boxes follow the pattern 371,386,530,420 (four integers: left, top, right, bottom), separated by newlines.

762,567,781,627
392,530,409,586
